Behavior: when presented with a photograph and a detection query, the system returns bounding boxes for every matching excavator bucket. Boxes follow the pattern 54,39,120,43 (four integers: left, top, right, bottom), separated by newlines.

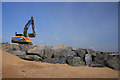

28,33,36,37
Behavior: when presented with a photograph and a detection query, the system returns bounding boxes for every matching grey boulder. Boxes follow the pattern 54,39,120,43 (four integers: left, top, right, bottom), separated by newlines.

18,44,36,52
43,46,54,59
52,57,66,64
10,50,26,56
75,48,86,58
65,51,77,58
85,54,92,65
53,47,68,58
21,55,42,61
27,45,46,57
89,61,106,67
66,56,85,66
105,57,120,70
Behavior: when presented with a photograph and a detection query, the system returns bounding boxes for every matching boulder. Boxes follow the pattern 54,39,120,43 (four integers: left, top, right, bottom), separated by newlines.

52,57,66,64
53,47,68,58
43,46,55,59
9,44,21,51
85,54,92,65
89,61,106,67
21,55,42,61
42,58,55,63
91,54,109,67
66,56,85,66
3,44,20,52
10,50,26,56
42,57,66,64
65,51,77,58
93,54,112,62
94,54,106,61
75,48,87,58
105,57,120,70
18,44,35,52
27,45,54,59
27,45,46,57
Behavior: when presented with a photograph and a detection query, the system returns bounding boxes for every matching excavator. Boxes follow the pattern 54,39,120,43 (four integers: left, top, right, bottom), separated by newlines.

11,17,36,44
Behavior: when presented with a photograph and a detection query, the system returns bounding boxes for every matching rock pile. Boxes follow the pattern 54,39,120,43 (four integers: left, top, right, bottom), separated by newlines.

2,42,120,71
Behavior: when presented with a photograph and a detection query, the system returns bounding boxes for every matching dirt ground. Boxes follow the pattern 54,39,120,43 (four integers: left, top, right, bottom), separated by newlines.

1,50,119,78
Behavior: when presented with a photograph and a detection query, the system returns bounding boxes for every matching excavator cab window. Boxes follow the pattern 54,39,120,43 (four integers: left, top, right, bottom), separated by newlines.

15,32,23,36
16,34,23,36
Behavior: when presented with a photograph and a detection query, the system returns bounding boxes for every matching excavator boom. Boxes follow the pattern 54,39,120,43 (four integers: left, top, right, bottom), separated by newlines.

23,17,36,37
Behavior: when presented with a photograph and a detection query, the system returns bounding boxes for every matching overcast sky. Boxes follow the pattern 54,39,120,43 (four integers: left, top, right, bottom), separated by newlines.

2,2,118,52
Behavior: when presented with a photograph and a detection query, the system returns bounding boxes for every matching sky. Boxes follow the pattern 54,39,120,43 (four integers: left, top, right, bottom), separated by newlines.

2,2,118,52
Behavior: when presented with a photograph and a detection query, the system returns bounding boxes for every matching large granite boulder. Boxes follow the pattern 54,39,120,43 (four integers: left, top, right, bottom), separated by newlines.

10,50,26,56
27,45,54,59
43,46,55,59
3,44,20,53
89,61,106,67
27,45,46,57
66,56,85,66
42,57,66,64
65,51,77,58
21,55,42,61
52,57,66,64
75,48,87,58
105,56,120,70
90,53,110,67
52,47,68,58
18,44,36,52
85,54,92,65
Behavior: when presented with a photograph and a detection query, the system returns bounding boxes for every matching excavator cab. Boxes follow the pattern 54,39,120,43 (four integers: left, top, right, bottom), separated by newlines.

11,17,36,44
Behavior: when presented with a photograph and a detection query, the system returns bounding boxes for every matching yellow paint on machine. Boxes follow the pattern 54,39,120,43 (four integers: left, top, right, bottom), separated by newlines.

13,36,32,43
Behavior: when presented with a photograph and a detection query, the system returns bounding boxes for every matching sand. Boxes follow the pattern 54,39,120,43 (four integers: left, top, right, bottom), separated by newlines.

1,50,119,78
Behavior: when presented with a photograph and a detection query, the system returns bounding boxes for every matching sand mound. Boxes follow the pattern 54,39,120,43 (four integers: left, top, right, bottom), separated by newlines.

2,51,119,78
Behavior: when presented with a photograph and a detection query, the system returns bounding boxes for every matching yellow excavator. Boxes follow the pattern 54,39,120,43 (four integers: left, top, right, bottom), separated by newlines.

11,17,36,44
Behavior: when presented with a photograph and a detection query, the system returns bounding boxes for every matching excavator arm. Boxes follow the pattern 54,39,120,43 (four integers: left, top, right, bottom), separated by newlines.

23,17,36,37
